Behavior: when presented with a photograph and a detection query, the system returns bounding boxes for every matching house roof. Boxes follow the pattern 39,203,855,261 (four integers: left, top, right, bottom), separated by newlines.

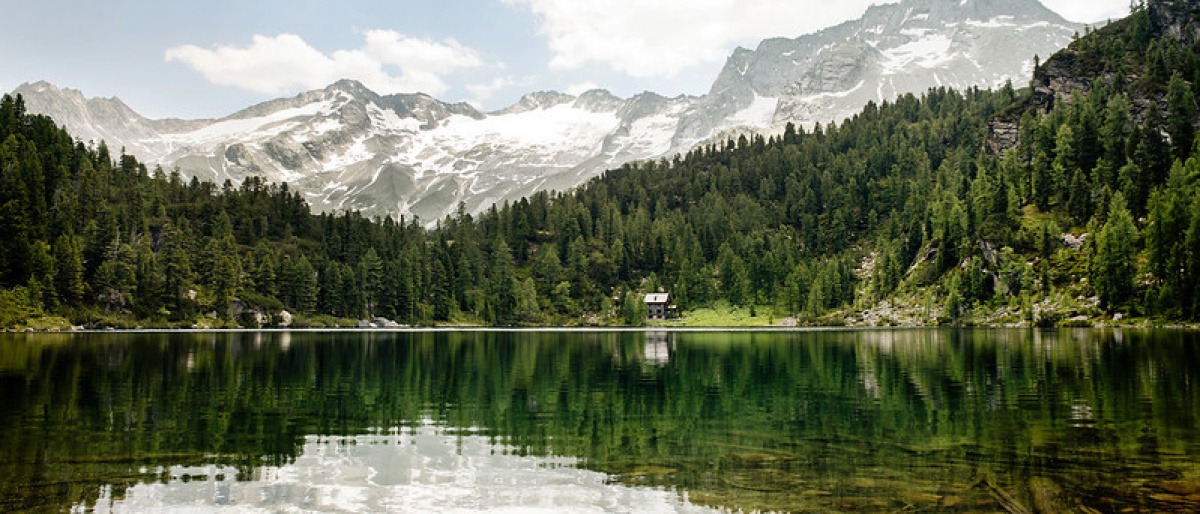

644,293,670,304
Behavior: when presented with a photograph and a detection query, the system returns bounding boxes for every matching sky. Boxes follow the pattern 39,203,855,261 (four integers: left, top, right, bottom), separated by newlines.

0,0,1131,119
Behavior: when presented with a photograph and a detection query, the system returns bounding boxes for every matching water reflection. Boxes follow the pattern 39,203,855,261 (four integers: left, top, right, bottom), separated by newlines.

643,332,672,366
0,329,1197,512
84,422,711,513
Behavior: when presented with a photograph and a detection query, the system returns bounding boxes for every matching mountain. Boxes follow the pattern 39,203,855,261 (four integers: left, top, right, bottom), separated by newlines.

17,79,698,224
6,1,1200,331
688,0,1079,139
12,0,1080,223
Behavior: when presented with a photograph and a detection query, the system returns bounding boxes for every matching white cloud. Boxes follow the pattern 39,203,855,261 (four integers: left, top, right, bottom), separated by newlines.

165,30,483,96
505,0,1134,79
503,0,884,78
565,82,600,96
466,75,517,105
1042,0,1129,23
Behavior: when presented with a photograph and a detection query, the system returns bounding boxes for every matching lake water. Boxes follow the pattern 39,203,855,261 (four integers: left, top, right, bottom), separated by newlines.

1,329,1199,512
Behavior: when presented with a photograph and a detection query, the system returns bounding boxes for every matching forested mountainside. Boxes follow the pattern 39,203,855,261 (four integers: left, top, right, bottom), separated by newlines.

1,0,1199,329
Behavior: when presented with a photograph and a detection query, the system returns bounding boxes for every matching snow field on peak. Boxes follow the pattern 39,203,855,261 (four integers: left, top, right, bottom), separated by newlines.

165,100,338,145
881,34,956,72
321,137,373,173
437,104,620,153
728,94,779,127
618,112,685,158
395,103,623,179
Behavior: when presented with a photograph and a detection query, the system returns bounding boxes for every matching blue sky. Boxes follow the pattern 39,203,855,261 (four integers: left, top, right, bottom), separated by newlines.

1,0,1129,119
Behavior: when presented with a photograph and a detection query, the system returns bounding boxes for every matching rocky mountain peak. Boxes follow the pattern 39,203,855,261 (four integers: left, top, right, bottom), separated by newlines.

14,80,131,112
574,89,624,113
323,79,378,100
12,0,1082,225
495,90,577,115
15,80,71,98
697,0,1077,139
12,80,161,151
382,92,484,127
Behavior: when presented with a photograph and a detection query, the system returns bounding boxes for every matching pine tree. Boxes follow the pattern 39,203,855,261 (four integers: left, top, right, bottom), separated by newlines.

358,248,384,317
201,235,242,319
94,238,137,312
27,240,57,310
131,237,165,318
487,238,517,325
430,257,453,321
1167,73,1197,161
53,233,85,306
1053,124,1077,181
1185,197,1200,318
944,274,964,325
620,290,646,326
280,254,318,313
514,277,540,323
1067,169,1092,224
1092,193,1139,310
531,245,564,298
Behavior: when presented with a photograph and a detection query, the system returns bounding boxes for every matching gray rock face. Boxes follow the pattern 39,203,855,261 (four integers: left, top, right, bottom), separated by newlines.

987,119,1021,153
698,0,1079,136
14,81,209,158
1151,0,1200,46
13,0,1079,224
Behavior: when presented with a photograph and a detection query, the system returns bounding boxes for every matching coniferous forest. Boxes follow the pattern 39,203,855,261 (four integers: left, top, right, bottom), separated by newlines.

2,3,1200,328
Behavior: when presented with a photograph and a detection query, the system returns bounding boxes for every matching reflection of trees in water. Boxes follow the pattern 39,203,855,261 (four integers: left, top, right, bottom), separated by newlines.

0,329,1198,512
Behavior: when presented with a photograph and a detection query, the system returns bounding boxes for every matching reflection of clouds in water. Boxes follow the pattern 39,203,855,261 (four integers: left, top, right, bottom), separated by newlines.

84,423,714,513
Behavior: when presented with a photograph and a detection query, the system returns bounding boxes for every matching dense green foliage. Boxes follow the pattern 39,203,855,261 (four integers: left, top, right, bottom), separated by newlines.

1,5,1200,327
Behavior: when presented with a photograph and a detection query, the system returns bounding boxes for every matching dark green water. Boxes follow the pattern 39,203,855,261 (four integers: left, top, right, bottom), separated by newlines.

1,329,1199,512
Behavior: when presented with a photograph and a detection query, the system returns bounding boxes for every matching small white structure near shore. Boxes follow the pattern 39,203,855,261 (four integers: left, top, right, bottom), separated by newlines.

643,293,676,320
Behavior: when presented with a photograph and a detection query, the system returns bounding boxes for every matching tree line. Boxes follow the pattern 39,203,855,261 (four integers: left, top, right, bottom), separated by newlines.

1,5,1199,327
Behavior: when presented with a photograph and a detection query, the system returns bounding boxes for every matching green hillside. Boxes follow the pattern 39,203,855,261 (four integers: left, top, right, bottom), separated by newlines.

2,1,1199,328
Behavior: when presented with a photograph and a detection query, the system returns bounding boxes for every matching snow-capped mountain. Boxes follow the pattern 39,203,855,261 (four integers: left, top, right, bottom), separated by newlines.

682,0,1080,141
13,0,1079,224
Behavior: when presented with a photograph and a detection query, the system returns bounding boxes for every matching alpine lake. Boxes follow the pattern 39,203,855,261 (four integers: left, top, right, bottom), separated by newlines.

2,329,1199,513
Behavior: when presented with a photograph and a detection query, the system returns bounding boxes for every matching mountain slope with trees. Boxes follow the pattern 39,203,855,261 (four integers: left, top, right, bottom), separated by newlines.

1,0,1199,329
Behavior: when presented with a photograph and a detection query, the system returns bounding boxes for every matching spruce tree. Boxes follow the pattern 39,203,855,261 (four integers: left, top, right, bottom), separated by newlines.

1167,73,1197,161
1092,193,1139,310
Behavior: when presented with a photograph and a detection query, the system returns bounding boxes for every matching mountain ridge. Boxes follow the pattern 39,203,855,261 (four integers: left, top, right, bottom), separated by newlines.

12,0,1080,224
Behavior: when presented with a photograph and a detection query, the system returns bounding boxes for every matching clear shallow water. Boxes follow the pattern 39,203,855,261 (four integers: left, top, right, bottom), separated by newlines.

1,329,1199,512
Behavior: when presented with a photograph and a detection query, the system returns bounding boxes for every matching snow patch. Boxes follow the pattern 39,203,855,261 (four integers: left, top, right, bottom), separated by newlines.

965,16,1018,28
880,34,955,72
1018,21,1058,31
307,117,342,136
166,101,334,144
395,103,622,179
609,107,684,159
366,103,423,133
727,94,778,127
323,137,373,172
279,169,306,184
801,80,867,102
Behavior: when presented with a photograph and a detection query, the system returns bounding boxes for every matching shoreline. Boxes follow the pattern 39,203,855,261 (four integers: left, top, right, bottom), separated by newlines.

7,324,1200,334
